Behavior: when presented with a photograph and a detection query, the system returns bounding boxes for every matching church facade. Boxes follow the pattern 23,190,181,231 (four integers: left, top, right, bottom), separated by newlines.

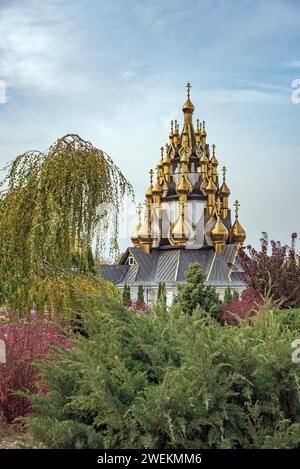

100,83,247,305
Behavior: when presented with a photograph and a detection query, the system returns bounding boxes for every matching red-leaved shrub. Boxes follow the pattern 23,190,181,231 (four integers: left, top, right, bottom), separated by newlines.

220,288,263,325
0,320,71,424
124,299,153,316
239,232,300,308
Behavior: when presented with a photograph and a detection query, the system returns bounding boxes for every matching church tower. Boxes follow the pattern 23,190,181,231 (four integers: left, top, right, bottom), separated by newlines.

101,84,247,303
131,82,246,255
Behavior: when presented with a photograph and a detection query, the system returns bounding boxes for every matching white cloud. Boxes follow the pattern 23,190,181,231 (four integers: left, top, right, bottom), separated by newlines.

0,0,87,94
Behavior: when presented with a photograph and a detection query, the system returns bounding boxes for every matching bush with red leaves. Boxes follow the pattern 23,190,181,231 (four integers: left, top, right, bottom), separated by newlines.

220,288,263,326
0,320,71,424
239,232,300,308
124,299,153,316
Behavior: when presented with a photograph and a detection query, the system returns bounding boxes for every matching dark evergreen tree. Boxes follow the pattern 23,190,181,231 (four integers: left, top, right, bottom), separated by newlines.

173,262,220,318
122,284,130,303
137,284,145,304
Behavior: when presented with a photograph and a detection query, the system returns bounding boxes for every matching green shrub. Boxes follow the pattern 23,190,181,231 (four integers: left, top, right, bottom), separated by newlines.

25,298,300,449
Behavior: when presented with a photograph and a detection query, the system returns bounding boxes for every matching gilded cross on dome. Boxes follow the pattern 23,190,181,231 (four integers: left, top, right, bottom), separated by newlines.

149,169,154,184
234,200,240,218
222,166,227,180
186,81,191,98
137,202,143,222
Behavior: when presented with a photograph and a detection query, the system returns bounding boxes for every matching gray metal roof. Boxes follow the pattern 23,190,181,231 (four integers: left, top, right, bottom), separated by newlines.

99,244,245,288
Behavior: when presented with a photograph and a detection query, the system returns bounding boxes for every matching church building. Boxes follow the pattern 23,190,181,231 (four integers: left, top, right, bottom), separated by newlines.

100,83,247,304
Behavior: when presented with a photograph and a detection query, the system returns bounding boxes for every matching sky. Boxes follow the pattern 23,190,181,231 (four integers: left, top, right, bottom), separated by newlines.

0,0,299,252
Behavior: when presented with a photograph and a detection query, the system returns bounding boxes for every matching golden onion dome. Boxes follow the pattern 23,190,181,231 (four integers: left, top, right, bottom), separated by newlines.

152,177,164,196
210,144,218,167
137,217,152,242
146,183,153,198
231,218,246,244
176,175,191,195
220,166,230,196
158,146,164,169
205,176,217,194
145,169,154,198
172,214,190,245
201,120,207,137
182,97,195,113
231,200,246,244
131,223,141,246
220,180,230,197
200,149,209,164
211,216,229,244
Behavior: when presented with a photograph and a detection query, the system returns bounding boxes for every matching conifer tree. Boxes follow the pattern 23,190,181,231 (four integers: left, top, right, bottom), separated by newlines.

224,287,233,304
137,284,145,304
173,262,220,317
157,282,167,308
123,284,131,303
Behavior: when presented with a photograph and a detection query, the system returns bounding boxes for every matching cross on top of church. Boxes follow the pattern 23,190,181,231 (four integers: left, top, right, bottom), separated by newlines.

186,81,191,98
234,200,240,218
149,169,154,184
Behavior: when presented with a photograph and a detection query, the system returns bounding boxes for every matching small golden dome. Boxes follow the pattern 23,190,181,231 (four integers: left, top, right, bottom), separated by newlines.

172,214,190,245
231,200,246,244
220,181,230,197
176,175,191,195
210,144,218,167
231,218,246,244
205,176,217,194
158,147,164,169
152,176,164,196
131,223,141,246
146,184,153,198
200,149,209,164
131,203,143,246
211,216,229,244
182,97,195,113
137,217,152,242
182,82,194,124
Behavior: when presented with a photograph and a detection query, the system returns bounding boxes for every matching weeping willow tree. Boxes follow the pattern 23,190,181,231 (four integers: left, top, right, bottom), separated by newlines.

0,134,133,318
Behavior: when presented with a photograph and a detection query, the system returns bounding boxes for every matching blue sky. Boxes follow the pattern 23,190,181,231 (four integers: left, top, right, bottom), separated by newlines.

0,0,299,251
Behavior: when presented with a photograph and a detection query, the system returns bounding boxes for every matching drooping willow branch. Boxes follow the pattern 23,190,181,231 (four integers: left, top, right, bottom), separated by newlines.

0,134,133,314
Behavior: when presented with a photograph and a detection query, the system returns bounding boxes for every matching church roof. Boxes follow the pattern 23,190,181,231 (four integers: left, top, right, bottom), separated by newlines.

99,244,245,288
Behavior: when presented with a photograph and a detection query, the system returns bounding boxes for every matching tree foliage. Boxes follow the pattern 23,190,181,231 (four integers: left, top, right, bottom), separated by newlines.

157,282,167,306
0,134,133,317
122,284,131,303
239,232,300,308
137,285,145,304
224,287,233,304
25,299,300,449
173,262,220,318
